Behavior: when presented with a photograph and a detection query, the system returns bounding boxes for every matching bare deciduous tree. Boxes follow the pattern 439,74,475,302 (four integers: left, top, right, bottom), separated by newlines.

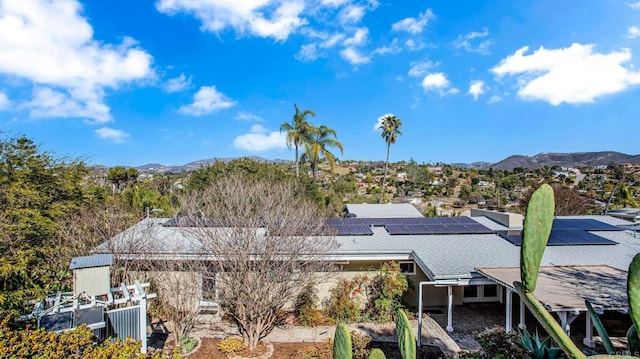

519,184,598,215
179,176,336,350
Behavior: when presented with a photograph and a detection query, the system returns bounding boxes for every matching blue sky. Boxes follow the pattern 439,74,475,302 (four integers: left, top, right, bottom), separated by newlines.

1,0,640,166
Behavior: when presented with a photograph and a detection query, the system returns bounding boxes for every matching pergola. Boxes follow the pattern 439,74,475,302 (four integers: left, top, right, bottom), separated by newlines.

477,265,628,348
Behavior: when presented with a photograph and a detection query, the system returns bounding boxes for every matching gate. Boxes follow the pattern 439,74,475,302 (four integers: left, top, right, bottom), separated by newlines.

103,305,141,342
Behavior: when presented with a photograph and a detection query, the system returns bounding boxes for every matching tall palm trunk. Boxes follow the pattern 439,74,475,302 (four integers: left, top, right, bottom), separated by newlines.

380,143,390,203
311,161,317,182
295,145,299,178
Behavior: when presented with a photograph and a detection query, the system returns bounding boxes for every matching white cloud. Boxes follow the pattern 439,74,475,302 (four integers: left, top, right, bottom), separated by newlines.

27,87,110,122
492,43,640,105
0,92,9,110
343,27,368,46
404,39,425,51
321,0,348,7
156,0,307,41
164,73,192,92
235,111,263,121
391,8,434,34
340,47,370,65
628,26,640,38
179,86,236,115
374,38,401,55
421,72,459,95
95,127,130,143
339,5,365,24
628,1,640,9
321,33,345,48
453,27,491,55
408,60,439,77
233,124,287,151
373,113,395,130
487,95,502,104
295,43,319,62
0,0,154,123
468,80,485,100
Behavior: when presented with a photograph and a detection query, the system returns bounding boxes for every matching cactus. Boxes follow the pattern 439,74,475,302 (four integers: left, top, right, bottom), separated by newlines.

395,309,416,359
333,322,352,359
521,183,554,293
585,300,616,354
518,184,636,358
628,253,640,355
368,348,387,359
586,253,640,356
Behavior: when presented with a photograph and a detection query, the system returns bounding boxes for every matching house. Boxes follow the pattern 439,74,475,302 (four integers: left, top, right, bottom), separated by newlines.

96,204,640,343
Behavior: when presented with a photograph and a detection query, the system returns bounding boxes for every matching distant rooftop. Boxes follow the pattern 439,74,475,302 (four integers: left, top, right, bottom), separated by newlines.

344,203,423,218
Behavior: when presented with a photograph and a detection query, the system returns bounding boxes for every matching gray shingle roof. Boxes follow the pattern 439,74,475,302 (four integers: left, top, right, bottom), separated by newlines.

95,215,640,281
69,254,113,270
345,203,423,218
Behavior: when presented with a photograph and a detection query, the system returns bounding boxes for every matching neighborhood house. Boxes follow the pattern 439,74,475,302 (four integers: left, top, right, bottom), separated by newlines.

96,203,640,347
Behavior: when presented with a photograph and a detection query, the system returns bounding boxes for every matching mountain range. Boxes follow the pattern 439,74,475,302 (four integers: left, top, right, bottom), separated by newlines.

134,151,640,173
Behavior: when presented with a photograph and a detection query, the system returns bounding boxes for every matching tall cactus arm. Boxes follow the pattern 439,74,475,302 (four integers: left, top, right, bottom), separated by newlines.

521,183,555,293
627,253,640,355
515,282,586,359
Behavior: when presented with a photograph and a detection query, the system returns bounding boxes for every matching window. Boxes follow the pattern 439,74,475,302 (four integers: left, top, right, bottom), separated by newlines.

199,273,217,306
483,284,498,298
464,285,478,298
399,262,415,275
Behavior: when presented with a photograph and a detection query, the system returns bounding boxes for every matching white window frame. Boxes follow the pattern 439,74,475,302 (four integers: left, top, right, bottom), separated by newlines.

399,261,416,275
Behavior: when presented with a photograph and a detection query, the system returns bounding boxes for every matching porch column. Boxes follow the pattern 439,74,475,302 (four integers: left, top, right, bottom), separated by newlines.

583,311,595,348
557,311,579,335
447,285,454,332
505,288,513,332
418,283,424,346
518,295,526,329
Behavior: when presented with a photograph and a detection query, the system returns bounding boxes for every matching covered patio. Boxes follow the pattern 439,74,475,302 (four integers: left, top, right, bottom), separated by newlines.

477,265,629,348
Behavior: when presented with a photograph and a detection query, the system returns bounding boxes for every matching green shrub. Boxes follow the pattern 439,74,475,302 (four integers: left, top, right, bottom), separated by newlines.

0,321,178,358
178,337,197,354
323,278,363,323
296,284,323,326
350,330,372,359
367,262,408,322
472,328,529,359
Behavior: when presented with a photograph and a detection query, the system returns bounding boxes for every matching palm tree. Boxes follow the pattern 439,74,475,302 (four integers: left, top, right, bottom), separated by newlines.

280,104,315,178
378,114,402,203
301,125,343,182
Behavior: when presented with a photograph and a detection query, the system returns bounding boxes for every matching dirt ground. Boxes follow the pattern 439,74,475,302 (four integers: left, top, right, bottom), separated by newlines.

188,338,445,359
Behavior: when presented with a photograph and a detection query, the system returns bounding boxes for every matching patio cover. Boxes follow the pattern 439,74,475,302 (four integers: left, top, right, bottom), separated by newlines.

476,265,628,311
477,265,629,312
476,265,628,348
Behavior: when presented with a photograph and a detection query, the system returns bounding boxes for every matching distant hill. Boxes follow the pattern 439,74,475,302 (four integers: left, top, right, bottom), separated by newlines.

129,151,639,173
452,161,492,168
489,151,640,170
135,156,290,173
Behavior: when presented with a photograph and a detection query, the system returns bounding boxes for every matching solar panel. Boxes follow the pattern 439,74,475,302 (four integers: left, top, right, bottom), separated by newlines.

386,224,411,235
349,225,374,235
453,217,476,224
445,224,470,233
498,229,618,246
552,219,623,231
497,230,522,245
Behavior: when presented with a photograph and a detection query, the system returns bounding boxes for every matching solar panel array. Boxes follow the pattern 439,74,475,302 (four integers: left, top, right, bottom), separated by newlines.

324,217,493,236
497,218,622,246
